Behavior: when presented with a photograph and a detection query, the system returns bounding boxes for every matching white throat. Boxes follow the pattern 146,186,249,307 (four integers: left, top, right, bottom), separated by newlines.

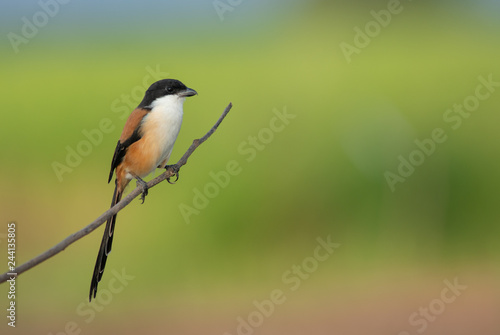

150,94,186,110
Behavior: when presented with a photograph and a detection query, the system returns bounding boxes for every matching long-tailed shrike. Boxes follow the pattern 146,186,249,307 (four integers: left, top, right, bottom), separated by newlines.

89,79,197,301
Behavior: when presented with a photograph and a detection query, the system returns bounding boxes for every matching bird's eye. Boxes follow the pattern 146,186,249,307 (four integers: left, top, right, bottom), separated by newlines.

166,87,174,93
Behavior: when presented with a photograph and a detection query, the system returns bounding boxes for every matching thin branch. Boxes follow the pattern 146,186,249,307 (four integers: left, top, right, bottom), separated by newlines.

0,102,233,284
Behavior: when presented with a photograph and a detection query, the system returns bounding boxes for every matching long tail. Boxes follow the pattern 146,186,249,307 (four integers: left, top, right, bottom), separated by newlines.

89,183,122,301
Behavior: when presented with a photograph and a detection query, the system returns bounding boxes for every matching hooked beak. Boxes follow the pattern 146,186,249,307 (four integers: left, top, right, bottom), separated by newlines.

178,87,197,97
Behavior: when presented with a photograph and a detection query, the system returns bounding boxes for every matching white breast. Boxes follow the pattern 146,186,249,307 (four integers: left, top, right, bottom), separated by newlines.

141,95,185,172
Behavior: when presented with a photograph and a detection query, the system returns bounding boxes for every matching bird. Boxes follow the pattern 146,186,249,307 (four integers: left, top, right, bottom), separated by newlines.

89,79,197,301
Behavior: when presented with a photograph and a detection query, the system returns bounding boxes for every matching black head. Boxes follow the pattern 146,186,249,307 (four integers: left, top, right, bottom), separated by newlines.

138,79,197,109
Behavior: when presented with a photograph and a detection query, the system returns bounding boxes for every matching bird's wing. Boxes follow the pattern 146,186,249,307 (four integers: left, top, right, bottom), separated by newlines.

108,108,150,183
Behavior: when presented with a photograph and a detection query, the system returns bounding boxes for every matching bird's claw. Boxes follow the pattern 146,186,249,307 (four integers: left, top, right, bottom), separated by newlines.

166,164,180,184
136,178,149,204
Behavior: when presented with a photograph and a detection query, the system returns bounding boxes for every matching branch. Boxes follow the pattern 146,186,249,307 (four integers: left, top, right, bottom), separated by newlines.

0,102,233,284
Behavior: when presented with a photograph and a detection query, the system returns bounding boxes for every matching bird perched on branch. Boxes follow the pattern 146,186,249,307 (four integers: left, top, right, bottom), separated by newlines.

89,79,197,301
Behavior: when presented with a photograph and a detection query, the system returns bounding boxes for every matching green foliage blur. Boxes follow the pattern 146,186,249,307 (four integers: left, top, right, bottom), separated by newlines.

0,1,499,334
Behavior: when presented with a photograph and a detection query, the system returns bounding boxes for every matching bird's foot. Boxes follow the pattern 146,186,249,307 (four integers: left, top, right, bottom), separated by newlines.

135,177,149,204
165,164,180,184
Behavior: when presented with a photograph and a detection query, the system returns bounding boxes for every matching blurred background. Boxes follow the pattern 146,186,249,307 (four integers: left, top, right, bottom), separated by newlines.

1,0,499,334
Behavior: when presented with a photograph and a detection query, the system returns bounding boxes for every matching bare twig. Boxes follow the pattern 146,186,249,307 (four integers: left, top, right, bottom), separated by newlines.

0,102,233,284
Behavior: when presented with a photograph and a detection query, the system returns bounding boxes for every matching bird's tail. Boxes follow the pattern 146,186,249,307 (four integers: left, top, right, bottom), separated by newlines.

89,183,122,301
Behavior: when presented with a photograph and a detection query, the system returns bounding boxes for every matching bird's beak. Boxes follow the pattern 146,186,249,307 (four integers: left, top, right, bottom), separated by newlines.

179,87,197,97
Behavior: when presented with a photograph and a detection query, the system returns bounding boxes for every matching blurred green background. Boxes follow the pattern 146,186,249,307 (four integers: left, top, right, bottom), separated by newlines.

1,0,499,334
